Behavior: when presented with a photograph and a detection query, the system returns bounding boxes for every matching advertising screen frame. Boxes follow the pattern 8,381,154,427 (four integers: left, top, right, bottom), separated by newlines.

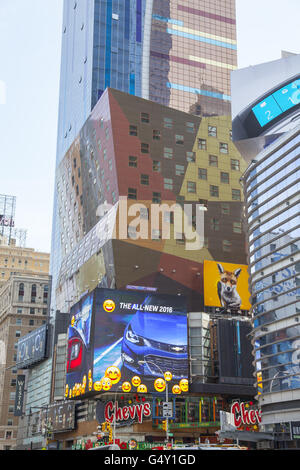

65,288,189,399
16,324,48,369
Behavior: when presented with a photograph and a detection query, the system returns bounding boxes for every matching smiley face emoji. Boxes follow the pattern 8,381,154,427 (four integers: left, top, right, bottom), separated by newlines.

172,384,181,395
154,378,166,392
101,377,112,391
103,299,116,313
137,384,147,393
164,371,173,382
93,381,103,392
131,376,141,387
105,366,121,384
179,378,189,392
122,381,132,393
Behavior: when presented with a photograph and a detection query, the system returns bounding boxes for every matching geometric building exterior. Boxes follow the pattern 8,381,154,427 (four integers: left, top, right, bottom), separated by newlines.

51,0,238,312
55,88,249,315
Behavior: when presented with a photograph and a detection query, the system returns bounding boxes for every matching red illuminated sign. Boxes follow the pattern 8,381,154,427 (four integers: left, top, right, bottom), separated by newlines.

104,400,151,424
231,401,262,427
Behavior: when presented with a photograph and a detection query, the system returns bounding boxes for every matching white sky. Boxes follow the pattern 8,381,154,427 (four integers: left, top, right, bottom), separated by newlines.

0,0,299,253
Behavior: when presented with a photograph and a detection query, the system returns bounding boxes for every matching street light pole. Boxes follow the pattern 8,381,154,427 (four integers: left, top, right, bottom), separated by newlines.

138,360,170,444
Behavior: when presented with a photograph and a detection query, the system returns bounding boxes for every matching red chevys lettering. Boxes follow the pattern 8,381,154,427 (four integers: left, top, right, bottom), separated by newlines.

231,401,262,427
105,401,151,424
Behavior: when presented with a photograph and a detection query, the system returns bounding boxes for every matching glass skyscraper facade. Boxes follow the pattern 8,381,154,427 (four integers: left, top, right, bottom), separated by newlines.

51,0,237,310
243,123,300,428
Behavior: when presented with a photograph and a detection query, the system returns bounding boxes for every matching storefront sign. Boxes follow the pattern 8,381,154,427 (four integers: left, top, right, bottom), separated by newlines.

231,401,262,427
104,400,151,424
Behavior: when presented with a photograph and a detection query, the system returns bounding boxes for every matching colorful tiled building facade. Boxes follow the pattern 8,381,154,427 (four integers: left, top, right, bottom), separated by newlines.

55,88,247,313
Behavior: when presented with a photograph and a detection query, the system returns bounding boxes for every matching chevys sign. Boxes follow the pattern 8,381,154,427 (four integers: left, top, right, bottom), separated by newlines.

105,401,151,424
231,401,262,427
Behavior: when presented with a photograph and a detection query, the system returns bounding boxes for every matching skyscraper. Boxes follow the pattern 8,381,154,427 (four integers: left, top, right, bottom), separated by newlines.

51,0,237,310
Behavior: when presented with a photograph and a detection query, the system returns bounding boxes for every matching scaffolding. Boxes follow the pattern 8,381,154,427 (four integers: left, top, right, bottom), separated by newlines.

0,195,27,247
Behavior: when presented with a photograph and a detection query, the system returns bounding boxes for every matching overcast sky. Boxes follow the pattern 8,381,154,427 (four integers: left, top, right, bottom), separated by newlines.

0,0,299,253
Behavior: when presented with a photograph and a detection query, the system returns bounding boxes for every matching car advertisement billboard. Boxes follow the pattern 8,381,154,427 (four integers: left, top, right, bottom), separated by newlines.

65,288,188,399
203,260,251,311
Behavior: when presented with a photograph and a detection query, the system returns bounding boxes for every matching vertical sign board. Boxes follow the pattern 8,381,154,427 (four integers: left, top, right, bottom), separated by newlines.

291,422,300,439
14,375,25,416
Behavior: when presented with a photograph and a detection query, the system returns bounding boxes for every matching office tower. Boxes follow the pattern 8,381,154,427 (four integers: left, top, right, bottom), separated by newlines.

50,0,238,310
0,272,51,450
232,54,300,448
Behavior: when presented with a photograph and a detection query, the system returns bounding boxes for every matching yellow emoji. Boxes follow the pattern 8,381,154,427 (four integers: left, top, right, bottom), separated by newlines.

137,384,147,393
122,381,132,392
105,366,121,384
65,384,69,398
131,376,141,387
164,371,173,382
179,378,189,392
93,381,103,392
103,299,116,313
101,377,112,391
172,384,181,395
154,377,166,392
71,316,75,326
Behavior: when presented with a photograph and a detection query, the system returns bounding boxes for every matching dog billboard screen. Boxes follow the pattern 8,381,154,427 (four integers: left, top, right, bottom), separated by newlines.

203,260,251,311
65,288,188,399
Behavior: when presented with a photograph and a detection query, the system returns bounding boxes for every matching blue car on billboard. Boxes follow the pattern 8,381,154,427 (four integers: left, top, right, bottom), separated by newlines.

121,309,188,380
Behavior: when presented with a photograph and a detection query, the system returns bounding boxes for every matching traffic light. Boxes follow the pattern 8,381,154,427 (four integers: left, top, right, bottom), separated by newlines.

162,420,167,431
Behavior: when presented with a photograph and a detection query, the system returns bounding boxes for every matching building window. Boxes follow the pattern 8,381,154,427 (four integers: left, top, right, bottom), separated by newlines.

233,221,242,233
30,308,35,315
141,112,149,123
18,283,24,302
198,168,207,180
220,142,228,154
210,218,220,231
163,117,173,128
210,185,219,197
128,188,137,200
220,172,229,184
221,203,230,215
164,178,173,190
186,152,195,162
152,229,162,240
15,331,21,338
209,155,218,167
164,147,173,159
152,192,161,204
208,125,217,137
232,189,241,201
198,138,206,150
153,160,161,172
175,134,184,145
153,130,161,140
141,143,149,153
175,164,185,176
187,181,196,193
129,125,138,136
141,174,149,185
43,285,48,304
223,240,232,252
129,156,137,168
231,159,240,171
31,284,37,303
186,122,195,133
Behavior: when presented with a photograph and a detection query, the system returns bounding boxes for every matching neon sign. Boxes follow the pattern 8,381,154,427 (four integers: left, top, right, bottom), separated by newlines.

104,400,151,424
231,401,262,427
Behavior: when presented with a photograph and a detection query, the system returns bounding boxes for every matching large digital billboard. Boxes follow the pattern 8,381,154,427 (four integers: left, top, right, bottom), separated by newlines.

204,260,251,311
65,288,188,398
16,324,48,369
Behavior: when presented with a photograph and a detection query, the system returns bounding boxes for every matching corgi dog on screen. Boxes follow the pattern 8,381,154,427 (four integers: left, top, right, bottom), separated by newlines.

217,263,242,310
